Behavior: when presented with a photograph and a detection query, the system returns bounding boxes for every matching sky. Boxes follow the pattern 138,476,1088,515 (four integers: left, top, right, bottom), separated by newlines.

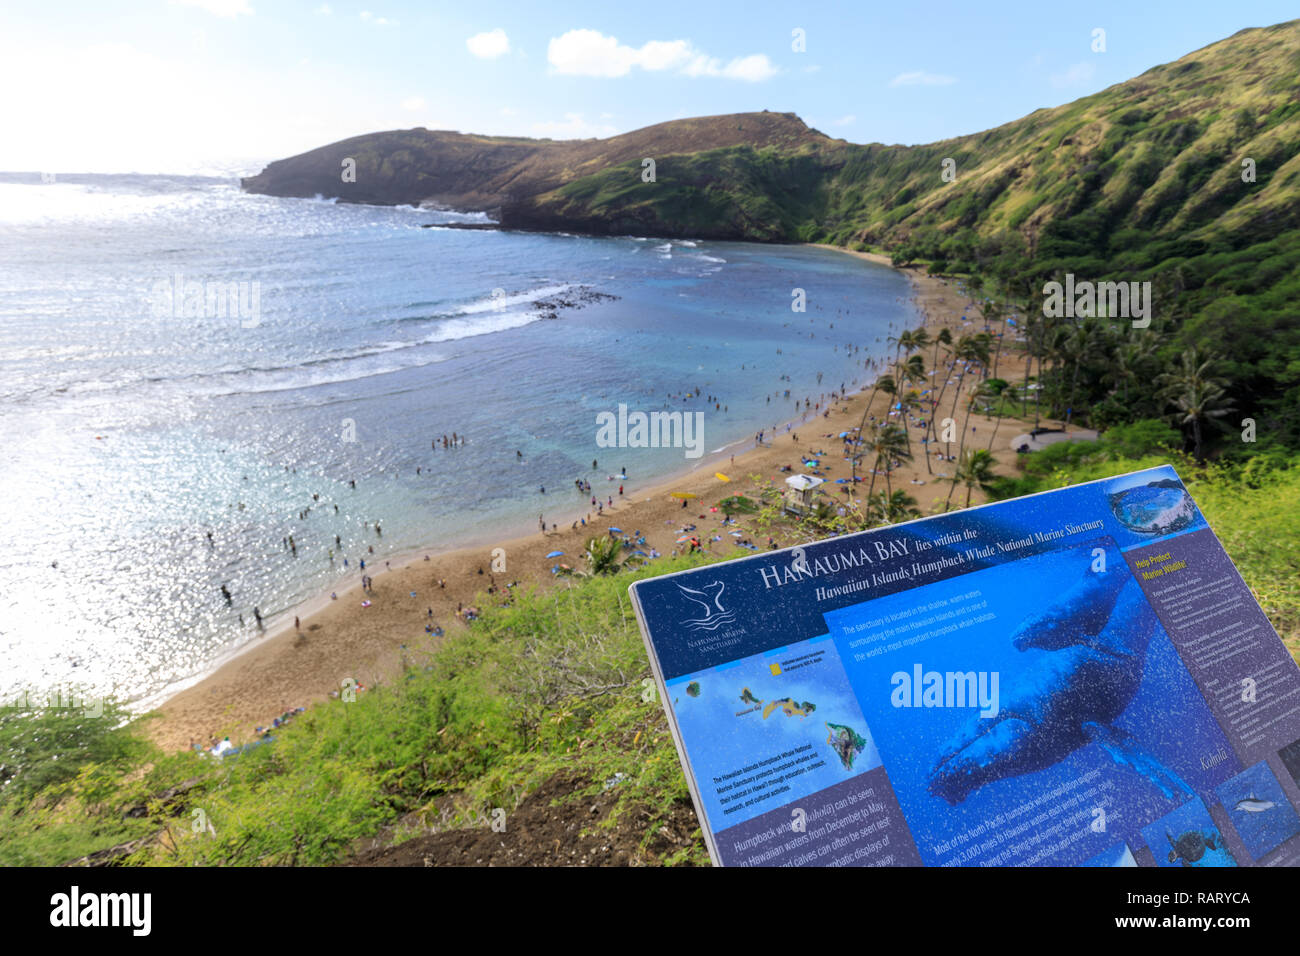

1,0,1296,175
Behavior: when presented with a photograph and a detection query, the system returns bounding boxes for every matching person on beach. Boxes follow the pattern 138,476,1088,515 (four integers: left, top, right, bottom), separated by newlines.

253,607,263,630
294,616,300,632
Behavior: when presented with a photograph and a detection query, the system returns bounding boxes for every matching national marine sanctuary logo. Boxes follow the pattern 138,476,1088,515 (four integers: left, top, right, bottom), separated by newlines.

676,581,737,631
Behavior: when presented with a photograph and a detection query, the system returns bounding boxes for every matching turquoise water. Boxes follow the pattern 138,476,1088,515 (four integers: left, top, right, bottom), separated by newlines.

0,172,919,706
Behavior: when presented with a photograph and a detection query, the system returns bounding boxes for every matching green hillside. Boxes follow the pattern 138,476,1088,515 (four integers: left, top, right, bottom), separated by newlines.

243,21,1300,451
504,21,1300,452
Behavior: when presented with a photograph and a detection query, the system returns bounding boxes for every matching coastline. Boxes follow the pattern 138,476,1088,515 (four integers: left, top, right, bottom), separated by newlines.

147,246,1056,751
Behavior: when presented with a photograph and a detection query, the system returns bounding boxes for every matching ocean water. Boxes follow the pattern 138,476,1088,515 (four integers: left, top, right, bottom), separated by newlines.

0,172,919,708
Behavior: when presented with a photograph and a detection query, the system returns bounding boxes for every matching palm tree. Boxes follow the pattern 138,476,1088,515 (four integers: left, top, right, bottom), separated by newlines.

895,356,926,453
888,330,914,384
947,334,990,434
981,299,1003,380
947,448,998,508
1019,314,1041,419
1109,333,1158,404
931,326,952,376
1040,323,1070,424
874,424,910,497
982,381,1012,455
1061,320,1100,427
851,373,896,484
910,328,931,365
865,490,920,525
921,328,954,474
582,535,638,576
898,389,923,455
1158,349,1234,462
955,379,998,460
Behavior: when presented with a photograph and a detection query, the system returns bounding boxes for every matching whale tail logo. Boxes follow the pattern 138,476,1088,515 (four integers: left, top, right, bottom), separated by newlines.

677,581,737,631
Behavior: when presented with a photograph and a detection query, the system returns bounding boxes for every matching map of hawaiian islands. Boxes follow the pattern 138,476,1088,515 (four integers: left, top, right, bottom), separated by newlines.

721,685,868,771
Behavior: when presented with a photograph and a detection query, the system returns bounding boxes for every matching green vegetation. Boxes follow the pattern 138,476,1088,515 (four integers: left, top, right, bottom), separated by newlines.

0,559,722,867
3,444,1297,866
14,19,1299,869
513,20,1300,453
987,434,1299,656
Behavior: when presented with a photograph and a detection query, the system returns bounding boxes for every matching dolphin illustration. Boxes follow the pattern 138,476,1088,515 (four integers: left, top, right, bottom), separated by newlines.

1233,795,1275,813
677,581,735,630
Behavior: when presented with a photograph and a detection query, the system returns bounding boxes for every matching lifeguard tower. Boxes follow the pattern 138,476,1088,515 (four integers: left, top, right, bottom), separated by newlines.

782,474,825,516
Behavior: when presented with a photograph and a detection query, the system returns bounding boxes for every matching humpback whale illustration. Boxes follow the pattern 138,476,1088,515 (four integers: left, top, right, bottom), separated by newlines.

929,546,1193,806
677,581,736,631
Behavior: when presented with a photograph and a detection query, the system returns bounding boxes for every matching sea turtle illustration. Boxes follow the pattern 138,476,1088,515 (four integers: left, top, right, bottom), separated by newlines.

1165,827,1232,867
928,543,1193,806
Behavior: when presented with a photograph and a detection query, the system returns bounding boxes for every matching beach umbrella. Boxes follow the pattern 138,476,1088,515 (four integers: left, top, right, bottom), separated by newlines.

670,492,698,500
545,550,564,558
676,534,693,543
714,472,731,482
609,527,623,533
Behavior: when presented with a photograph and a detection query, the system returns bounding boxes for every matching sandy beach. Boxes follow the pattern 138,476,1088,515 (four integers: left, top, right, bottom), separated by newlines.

148,248,1062,752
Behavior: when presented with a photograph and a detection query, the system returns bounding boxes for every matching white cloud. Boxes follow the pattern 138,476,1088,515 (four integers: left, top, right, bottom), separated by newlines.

531,112,619,139
547,29,775,81
832,114,855,127
359,11,397,26
804,64,822,73
401,96,425,111
169,0,253,16
888,70,956,87
467,28,510,59
682,52,778,82
499,106,517,116
1050,61,1095,88
313,3,332,14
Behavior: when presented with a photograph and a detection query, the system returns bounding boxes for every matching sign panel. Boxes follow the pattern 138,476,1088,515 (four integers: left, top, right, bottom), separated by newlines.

630,466,1300,867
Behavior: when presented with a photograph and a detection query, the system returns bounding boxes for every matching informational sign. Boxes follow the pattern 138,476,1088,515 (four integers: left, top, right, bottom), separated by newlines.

630,466,1300,867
